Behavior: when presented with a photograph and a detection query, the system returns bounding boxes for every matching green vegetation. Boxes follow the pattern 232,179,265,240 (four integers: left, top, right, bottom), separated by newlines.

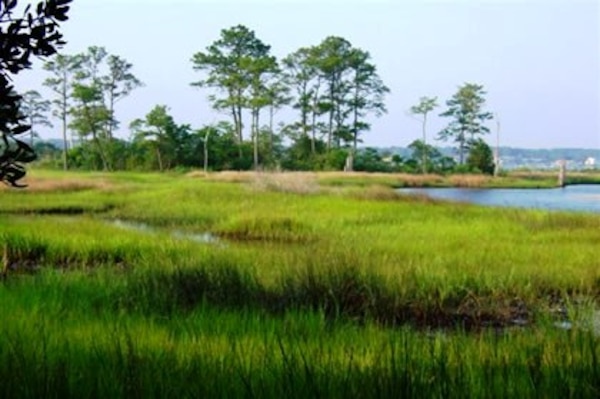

438,83,493,166
1,170,600,397
0,0,72,187
19,22,519,179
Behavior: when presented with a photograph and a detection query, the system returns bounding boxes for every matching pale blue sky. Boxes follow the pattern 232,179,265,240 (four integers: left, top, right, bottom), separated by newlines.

15,0,600,149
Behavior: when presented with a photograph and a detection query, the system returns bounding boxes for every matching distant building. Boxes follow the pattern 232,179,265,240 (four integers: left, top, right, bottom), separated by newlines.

584,157,596,168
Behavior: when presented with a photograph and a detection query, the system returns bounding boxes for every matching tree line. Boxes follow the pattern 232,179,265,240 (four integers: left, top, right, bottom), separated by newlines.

25,24,496,175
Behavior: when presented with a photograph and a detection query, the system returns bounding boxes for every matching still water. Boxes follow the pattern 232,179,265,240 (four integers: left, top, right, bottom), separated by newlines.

398,185,600,213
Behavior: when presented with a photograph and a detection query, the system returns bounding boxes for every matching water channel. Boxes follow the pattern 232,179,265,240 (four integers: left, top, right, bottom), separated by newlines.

398,184,600,213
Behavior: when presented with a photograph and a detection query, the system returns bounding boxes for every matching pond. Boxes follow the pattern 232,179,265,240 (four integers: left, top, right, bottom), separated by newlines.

397,184,600,213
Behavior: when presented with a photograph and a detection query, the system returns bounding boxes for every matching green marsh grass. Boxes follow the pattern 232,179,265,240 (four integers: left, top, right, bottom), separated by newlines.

1,170,600,396
1,276,599,398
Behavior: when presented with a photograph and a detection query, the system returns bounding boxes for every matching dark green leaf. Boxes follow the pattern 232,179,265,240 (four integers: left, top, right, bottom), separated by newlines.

12,124,31,135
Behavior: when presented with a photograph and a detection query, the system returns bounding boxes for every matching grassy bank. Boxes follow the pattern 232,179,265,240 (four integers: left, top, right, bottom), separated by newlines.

1,170,600,397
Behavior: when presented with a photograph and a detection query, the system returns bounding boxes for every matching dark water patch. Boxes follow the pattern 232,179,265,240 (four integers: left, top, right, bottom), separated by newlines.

37,206,87,215
1,204,115,215
7,206,86,215
2,260,42,275
1,247,129,276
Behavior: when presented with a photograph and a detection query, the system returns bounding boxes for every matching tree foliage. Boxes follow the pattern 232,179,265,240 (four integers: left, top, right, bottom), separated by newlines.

69,80,112,170
67,46,142,171
282,47,318,153
104,53,143,139
279,36,389,171
346,48,389,153
191,25,279,170
131,105,177,171
43,53,80,170
16,21,500,177
20,89,52,145
438,83,493,165
191,27,389,172
407,139,455,174
466,138,494,175
0,0,71,187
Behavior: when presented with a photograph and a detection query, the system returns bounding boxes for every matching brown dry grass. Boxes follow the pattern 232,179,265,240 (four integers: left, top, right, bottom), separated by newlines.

0,176,114,192
386,173,446,187
187,171,321,194
447,174,491,187
509,171,557,181
346,184,401,201
187,170,254,183
312,171,447,187
188,170,454,189
188,170,574,190
249,172,320,194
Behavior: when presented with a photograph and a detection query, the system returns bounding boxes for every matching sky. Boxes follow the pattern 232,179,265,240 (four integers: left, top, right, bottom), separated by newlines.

14,0,600,149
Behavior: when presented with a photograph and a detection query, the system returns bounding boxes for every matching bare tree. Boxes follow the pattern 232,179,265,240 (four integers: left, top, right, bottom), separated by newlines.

410,96,438,174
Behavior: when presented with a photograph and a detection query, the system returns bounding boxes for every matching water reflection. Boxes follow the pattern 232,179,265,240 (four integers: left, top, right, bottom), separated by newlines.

110,219,220,244
398,185,600,213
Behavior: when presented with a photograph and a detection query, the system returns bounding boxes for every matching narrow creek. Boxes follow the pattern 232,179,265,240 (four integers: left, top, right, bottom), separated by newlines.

109,219,221,245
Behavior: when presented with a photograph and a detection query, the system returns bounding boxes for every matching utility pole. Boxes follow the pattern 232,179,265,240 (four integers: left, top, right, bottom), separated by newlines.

558,159,567,187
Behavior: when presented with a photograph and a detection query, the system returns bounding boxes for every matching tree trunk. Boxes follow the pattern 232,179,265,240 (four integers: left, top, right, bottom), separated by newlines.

352,98,359,154
60,76,70,170
459,129,465,165
301,96,308,141
203,132,209,174
61,109,68,171
230,104,242,161
84,101,110,171
310,79,321,155
93,134,110,171
156,146,164,172
237,105,244,162
327,83,334,151
335,100,344,149
422,114,428,174
108,90,115,140
29,118,34,147
494,117,500,177
344,151,354,172
97,139,110,171
269,105,274,158
558,160,566,187
252,108,259,171
235,91,244,144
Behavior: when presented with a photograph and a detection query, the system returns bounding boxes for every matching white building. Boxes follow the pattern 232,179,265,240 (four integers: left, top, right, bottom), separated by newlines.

584,157,596,168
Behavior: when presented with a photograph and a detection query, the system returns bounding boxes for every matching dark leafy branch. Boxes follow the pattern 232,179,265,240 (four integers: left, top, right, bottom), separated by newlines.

0,0,71,187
